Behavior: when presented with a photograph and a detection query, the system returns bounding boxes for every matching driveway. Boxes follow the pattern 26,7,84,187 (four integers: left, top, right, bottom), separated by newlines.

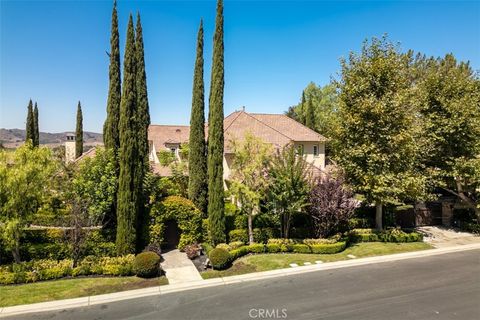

5,249,480,320
417,226,480,248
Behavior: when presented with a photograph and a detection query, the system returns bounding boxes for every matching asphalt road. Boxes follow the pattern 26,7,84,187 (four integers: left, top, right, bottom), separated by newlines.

5,249,480,320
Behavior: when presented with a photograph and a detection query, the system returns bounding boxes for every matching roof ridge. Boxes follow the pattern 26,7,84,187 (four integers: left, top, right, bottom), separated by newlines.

245,112,294,141
276,114,327,140
224,110,244,132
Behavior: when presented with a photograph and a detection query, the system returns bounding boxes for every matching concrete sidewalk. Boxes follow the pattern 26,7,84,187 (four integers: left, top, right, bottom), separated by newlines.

1,243,479,318
161,249,202,284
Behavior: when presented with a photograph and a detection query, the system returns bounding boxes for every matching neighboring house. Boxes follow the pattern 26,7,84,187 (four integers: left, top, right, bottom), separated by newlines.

148,110,327,178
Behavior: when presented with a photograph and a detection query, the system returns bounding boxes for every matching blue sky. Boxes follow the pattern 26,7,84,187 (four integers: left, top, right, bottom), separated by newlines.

1,0,479,133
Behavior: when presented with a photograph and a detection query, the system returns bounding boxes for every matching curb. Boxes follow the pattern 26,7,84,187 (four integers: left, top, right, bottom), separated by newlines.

1,243,479,318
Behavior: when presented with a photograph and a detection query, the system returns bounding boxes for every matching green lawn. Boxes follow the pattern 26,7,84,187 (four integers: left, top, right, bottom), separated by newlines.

0,276,168,307
202,242,433,279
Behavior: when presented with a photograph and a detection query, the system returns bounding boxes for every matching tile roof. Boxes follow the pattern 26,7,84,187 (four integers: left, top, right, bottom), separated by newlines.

148,125,190,151
148,111,325,153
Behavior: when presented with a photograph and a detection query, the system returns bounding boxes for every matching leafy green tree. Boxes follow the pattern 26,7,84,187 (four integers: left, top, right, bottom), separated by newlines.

103,0,121,153
33,102,39,147
72,148,117,220
286,83,339,139
188,20,208,215
207,0,226,245
75,101,83,159
266,145,311,238
417,54,480,218
0,143,57,262
25,99,34,144
67,148,116,265
230,134,272,244
334,36,427,230
135,13,151,250
116,15,138,255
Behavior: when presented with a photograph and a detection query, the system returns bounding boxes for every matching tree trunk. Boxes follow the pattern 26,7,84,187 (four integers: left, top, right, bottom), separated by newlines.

247,213,254,245
284,212,291,239
375,202,383,230
12,245,21,263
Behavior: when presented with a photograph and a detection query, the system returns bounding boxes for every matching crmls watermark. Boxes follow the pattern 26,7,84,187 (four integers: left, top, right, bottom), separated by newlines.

248,308,288,319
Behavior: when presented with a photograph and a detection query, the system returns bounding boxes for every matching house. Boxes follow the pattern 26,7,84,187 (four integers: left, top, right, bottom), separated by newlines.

148,110,327,178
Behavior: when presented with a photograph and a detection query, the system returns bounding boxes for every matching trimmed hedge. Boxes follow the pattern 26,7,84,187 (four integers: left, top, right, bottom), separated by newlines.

347,228,423,243
133,252,161,278
0,255,135,285
211,240,348,265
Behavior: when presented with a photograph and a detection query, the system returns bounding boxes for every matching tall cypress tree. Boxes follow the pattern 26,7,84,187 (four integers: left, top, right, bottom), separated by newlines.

33,102,39,147
299,91,306,125
135,13,150,250
116,14,138,255
207,0,226,245
305,97,315,130
25,99,34,144
75,101,83,159
188,20,208,215
103,0,121,230
103,0,121,153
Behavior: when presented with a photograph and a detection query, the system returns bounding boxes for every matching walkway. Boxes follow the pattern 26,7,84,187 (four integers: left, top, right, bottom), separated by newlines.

161,249,202,284
417,226,480,248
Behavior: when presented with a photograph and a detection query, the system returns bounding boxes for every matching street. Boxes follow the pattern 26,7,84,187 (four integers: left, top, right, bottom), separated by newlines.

5,249,480,320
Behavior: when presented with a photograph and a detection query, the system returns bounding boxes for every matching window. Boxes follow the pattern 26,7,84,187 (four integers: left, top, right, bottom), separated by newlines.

170,148,176,153
313,145,319,156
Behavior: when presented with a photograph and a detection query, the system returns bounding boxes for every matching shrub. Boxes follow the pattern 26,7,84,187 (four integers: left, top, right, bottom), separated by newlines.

308,173,357,238
247,243,265,253
133,252,161,278
184,244,201,260
302,238,338,245
215,243,231,251
253,228,279,243
228,241,245,250
228,229,248,243
209,248,231,270
292,244,311,254
202,242,214,255
266,243,281,253
21,242,71,261
463,222,480,235
310,241,346,254
267,238,296,245
229,246,250,260
348,218,374,229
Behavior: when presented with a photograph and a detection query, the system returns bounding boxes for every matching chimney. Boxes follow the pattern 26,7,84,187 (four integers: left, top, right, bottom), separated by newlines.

65,133,76,163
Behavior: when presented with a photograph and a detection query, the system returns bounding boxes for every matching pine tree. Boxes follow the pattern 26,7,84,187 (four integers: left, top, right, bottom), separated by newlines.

103,0,121,153
134,13,151,250
305,97,315,130
116,14,138,255
33,102,39,147
25,99,34,144
299,91,306,125
75,101,83,159
188,20,208,215
207,0,226,245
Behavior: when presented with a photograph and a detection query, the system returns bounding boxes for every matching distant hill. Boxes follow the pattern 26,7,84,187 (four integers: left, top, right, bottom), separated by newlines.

0,128,103,148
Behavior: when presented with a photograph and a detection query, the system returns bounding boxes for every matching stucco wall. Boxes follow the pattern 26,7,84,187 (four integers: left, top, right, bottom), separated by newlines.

294,141,326,170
